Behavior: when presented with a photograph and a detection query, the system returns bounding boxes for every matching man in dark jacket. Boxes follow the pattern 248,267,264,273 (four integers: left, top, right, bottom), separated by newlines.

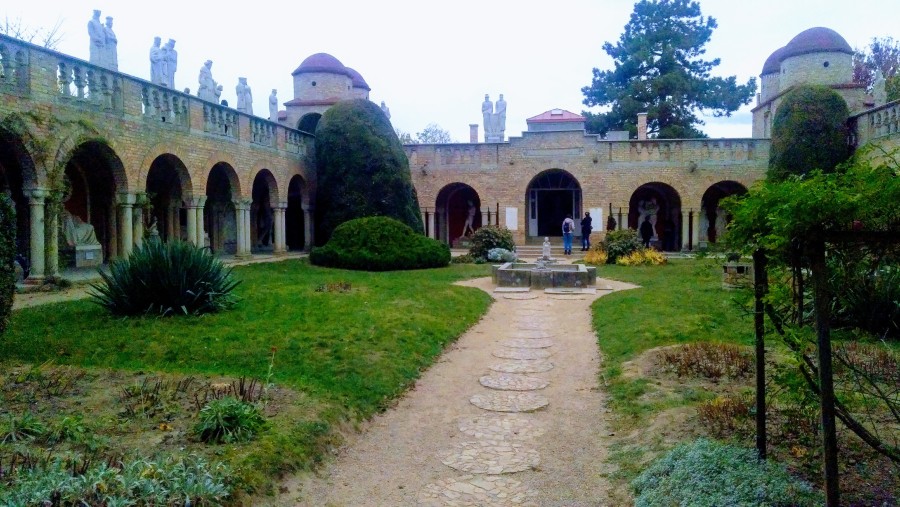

640,216,654,248
580,212,592,251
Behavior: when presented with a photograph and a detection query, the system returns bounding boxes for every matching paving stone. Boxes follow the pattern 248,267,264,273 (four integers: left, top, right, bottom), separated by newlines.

513,322,554,331
479,373,549,391
418,475,538,506
492,348,552,360
508,330,553,339
439,440,540,474
457,414,546,440
489,360,554,373
471,391,549,412
499,338,554,349
502,294,539,300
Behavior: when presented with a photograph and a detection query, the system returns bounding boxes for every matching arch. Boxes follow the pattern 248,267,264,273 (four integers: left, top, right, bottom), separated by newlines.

145,154,192,243
628,182,683,251
286,175,307,251
0,122,39,262
202,153,242,198
62,140,127,263
137,143,195,190
57,135,128,193
435,183,481,246
525,169,582,237
205,162,240,254
298,113,321,133
700,180,748,244
250,169,278,252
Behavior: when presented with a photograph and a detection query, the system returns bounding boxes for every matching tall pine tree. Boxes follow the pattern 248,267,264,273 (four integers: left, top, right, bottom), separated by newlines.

582,0,756,139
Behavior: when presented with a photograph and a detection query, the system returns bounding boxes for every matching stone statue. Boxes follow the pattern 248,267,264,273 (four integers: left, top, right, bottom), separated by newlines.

482,94,493,139
236,77,253,114
542,237,552,260
162,39,178,88
873,69,888,105
495,93,507,138
268,89,278,121
103,16,118,71
149,37,164,85
87,10,104,66
380,101,391,120
197,60,217,102
215,84,224,105
462,200,476,237
62,210,100,247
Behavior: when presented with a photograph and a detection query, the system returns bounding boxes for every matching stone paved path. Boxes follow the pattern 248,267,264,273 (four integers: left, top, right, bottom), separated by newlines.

277,276,637,506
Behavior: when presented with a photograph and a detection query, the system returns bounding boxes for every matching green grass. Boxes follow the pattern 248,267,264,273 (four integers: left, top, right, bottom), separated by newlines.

592,259,754,422
1,259,493,495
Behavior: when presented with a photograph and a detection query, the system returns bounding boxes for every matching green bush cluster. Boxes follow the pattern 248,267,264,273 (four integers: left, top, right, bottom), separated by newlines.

310,216,450,271
632,438,821,507
0,454,230,505
89,240,241,316
0,194,15,336
194,397,266,444
603,229,642,264
468,225,515,260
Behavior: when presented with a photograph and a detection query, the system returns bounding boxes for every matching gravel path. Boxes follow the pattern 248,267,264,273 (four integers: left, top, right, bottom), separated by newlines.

276,276,637,506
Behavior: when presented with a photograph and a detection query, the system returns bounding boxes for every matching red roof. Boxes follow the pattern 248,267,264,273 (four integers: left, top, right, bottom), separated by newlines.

526,109,585,123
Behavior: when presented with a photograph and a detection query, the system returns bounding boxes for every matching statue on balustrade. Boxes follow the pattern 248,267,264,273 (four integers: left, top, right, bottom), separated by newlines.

236,77,252,114
162,39,178,89
87,10,104,66
268,89,278,121
873,70,887,106
62,209,100,248
103,16,118,71
197,60,218,102
495,94,507,138
149,37,164,85
482,94,493,139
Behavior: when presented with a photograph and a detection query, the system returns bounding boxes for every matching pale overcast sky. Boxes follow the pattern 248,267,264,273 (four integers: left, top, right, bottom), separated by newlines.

5,0,897,141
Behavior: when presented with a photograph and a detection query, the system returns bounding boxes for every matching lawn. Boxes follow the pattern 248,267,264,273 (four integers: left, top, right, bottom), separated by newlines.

0,259,493,499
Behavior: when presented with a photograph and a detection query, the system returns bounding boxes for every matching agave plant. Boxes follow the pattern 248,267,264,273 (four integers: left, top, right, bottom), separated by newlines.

89,240,240,316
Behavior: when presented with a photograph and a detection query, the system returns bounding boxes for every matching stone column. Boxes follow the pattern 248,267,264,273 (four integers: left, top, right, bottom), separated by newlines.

167,205,176,241
46,203,59,277
195,196,207,248
28,189,47,279
427,211,436,240
302,205,313,250
233,200,247,257
681,210,691,252
420,211,427,235
481,208,489,230
133,195,144,250
118,193,135,257
690,210,701,251
186,201,198,246
274,202,287,254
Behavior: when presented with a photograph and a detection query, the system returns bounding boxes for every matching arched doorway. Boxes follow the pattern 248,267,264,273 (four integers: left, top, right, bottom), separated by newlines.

526,169,581,237
0,126,36,266
145,154,191,243
250,170,278,253
298,113,321,133
205,163,239,254
435,183,481,246
628,182,682,251
62,141,125,263
700,181,747,245
286,175,306,251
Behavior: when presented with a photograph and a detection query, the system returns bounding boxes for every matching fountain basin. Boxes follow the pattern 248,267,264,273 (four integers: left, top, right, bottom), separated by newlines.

492,262,597,289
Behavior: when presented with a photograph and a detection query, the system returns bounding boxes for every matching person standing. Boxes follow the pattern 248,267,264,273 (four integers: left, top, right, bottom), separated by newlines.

640,216,654,248
87,10,104,66
562,214,576,255
580,211,592,251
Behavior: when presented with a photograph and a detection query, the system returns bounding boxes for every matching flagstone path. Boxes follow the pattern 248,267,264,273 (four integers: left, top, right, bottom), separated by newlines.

277,276,637,506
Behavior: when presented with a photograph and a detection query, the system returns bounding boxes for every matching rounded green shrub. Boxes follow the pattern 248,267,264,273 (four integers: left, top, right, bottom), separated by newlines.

310,216,450,271
469,225,515,260
89,240,240,316
603,229,642,264
632,438,821,507
314,99,423,245
769,85,850,181
0,194,15,336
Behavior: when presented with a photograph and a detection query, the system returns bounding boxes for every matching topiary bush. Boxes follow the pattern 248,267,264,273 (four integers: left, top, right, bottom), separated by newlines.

602,229,642,264
768,85,851,181
89,240,240,316
632,438,821,507
469,225,515,260
314,99,423,245
310,216,450,271
0,194,15,336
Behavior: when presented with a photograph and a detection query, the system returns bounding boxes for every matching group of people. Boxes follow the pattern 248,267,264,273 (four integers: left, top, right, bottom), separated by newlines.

149,36,178,88
560,212,593,255
87,10,118,70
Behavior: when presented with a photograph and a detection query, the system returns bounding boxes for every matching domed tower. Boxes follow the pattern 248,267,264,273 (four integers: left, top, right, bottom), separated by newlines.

752,27,864,138
284,53,355,132
345,67,371,100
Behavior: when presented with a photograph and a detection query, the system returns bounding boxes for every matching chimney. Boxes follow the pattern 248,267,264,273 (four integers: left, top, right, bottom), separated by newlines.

637,112,648,140
469,124,479,143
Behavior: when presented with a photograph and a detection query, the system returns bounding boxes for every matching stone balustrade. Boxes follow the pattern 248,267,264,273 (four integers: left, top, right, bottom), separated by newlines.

853,100,900,146
0,33,312,156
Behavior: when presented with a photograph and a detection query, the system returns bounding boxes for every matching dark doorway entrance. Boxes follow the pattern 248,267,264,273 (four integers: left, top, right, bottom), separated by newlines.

526,169,581,238
536,190,572,236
